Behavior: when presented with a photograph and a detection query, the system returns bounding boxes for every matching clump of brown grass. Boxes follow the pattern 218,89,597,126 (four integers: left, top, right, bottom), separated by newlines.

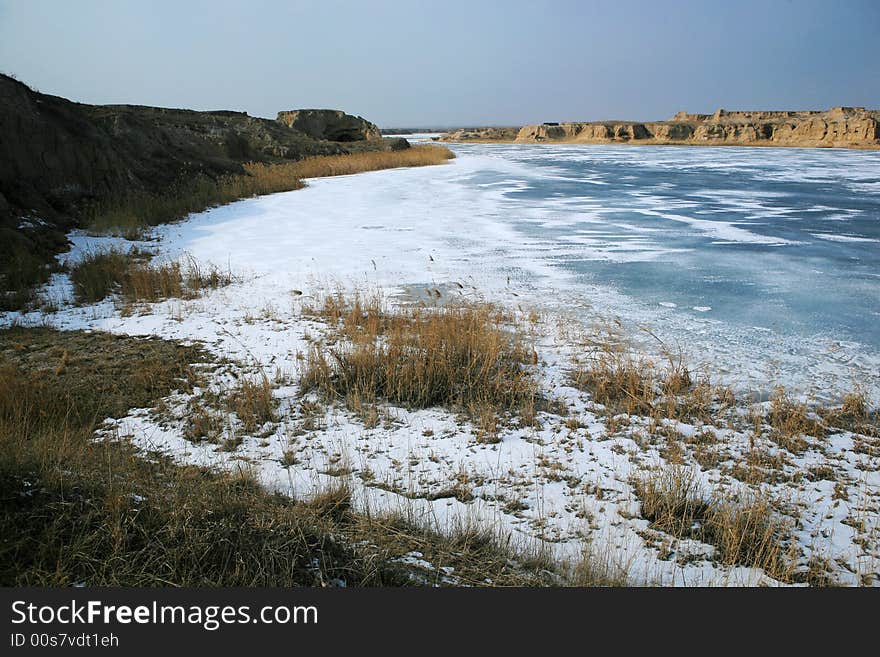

121,260,187,302
303,290,389,338
569,329,744,430
227,376,277,434
839,391,868,419
183,404,227,443
570,329,702,418
570,325,719,419
182,375,277,444
768,387,825,452
671,379,736,424
69,249,139,303
820,388,878,436
69,250,233,304
571,348,657,415
300,294,537,428
0,234,55,311
634,465,793,581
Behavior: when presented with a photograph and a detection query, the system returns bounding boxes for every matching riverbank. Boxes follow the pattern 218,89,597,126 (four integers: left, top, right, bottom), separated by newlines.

4,249,876,586
2,145,453,309
3,154,877,586
0,72,443,312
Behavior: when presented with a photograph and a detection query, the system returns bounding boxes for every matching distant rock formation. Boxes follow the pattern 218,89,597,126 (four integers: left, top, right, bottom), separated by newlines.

276,109,381,142
442,108,880,149
440,126,520,141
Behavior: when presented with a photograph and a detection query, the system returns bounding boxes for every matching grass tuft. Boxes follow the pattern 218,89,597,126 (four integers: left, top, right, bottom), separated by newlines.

69,250,233,304
820,388,878,436
301,294,537,429
634,465,793,581
768,387,825,452
0,237,53,311
227,376,277,434
571,347,657,415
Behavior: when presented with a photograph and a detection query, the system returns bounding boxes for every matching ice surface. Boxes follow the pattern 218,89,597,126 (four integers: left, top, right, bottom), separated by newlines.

131,143,880,402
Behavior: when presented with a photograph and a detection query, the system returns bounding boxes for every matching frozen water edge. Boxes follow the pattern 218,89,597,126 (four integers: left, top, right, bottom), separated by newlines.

3,159,879,586
53,152,880,404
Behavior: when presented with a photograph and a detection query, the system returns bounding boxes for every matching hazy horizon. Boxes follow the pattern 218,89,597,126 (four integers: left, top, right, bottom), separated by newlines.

1,0,878,127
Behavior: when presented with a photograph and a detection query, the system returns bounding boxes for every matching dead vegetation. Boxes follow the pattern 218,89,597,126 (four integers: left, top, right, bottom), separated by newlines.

634,465,794,581
184,375,278,446
287,145,454,179
0,235,56,312
767,387,826,453
69,250,234,304
569,328,735,424
820,389,878,436
300,292,538,438
569,325,877,448
227,376,277,433
0,326,585,587
4,144,454,314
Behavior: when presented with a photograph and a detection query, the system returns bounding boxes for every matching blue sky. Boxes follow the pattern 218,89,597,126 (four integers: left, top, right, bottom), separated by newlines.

1,0,878,126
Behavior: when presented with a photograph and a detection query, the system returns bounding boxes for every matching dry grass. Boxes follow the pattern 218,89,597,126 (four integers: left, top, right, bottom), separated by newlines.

183,376,277,445
0,355,360,587
68,249,137,303
86,166,304,239
7,146,453,310
634,465,793,581
183,404,227,444
288,145,454,179
87,146,453,238
768,387,825,452
570,332,864,447
571,347,657,415
226,376,277,434
820,388,878,436
69,250,233,304
300,293,538,433
570,332,736,426
0,326,573,587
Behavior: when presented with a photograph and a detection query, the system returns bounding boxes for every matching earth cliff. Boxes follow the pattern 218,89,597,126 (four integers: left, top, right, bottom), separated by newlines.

442,107,880,149
276,109,381,142
440,127,520,141
0,73,403,308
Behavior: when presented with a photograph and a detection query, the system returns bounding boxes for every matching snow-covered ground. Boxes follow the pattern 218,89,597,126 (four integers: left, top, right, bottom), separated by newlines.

4,147,879,586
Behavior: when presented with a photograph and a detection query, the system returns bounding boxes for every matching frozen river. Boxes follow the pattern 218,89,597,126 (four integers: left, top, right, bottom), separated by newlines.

152,141,880,401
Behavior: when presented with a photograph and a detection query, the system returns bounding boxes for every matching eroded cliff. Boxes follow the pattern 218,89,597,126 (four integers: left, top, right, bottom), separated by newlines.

276,109,381,142
443,107,880,149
